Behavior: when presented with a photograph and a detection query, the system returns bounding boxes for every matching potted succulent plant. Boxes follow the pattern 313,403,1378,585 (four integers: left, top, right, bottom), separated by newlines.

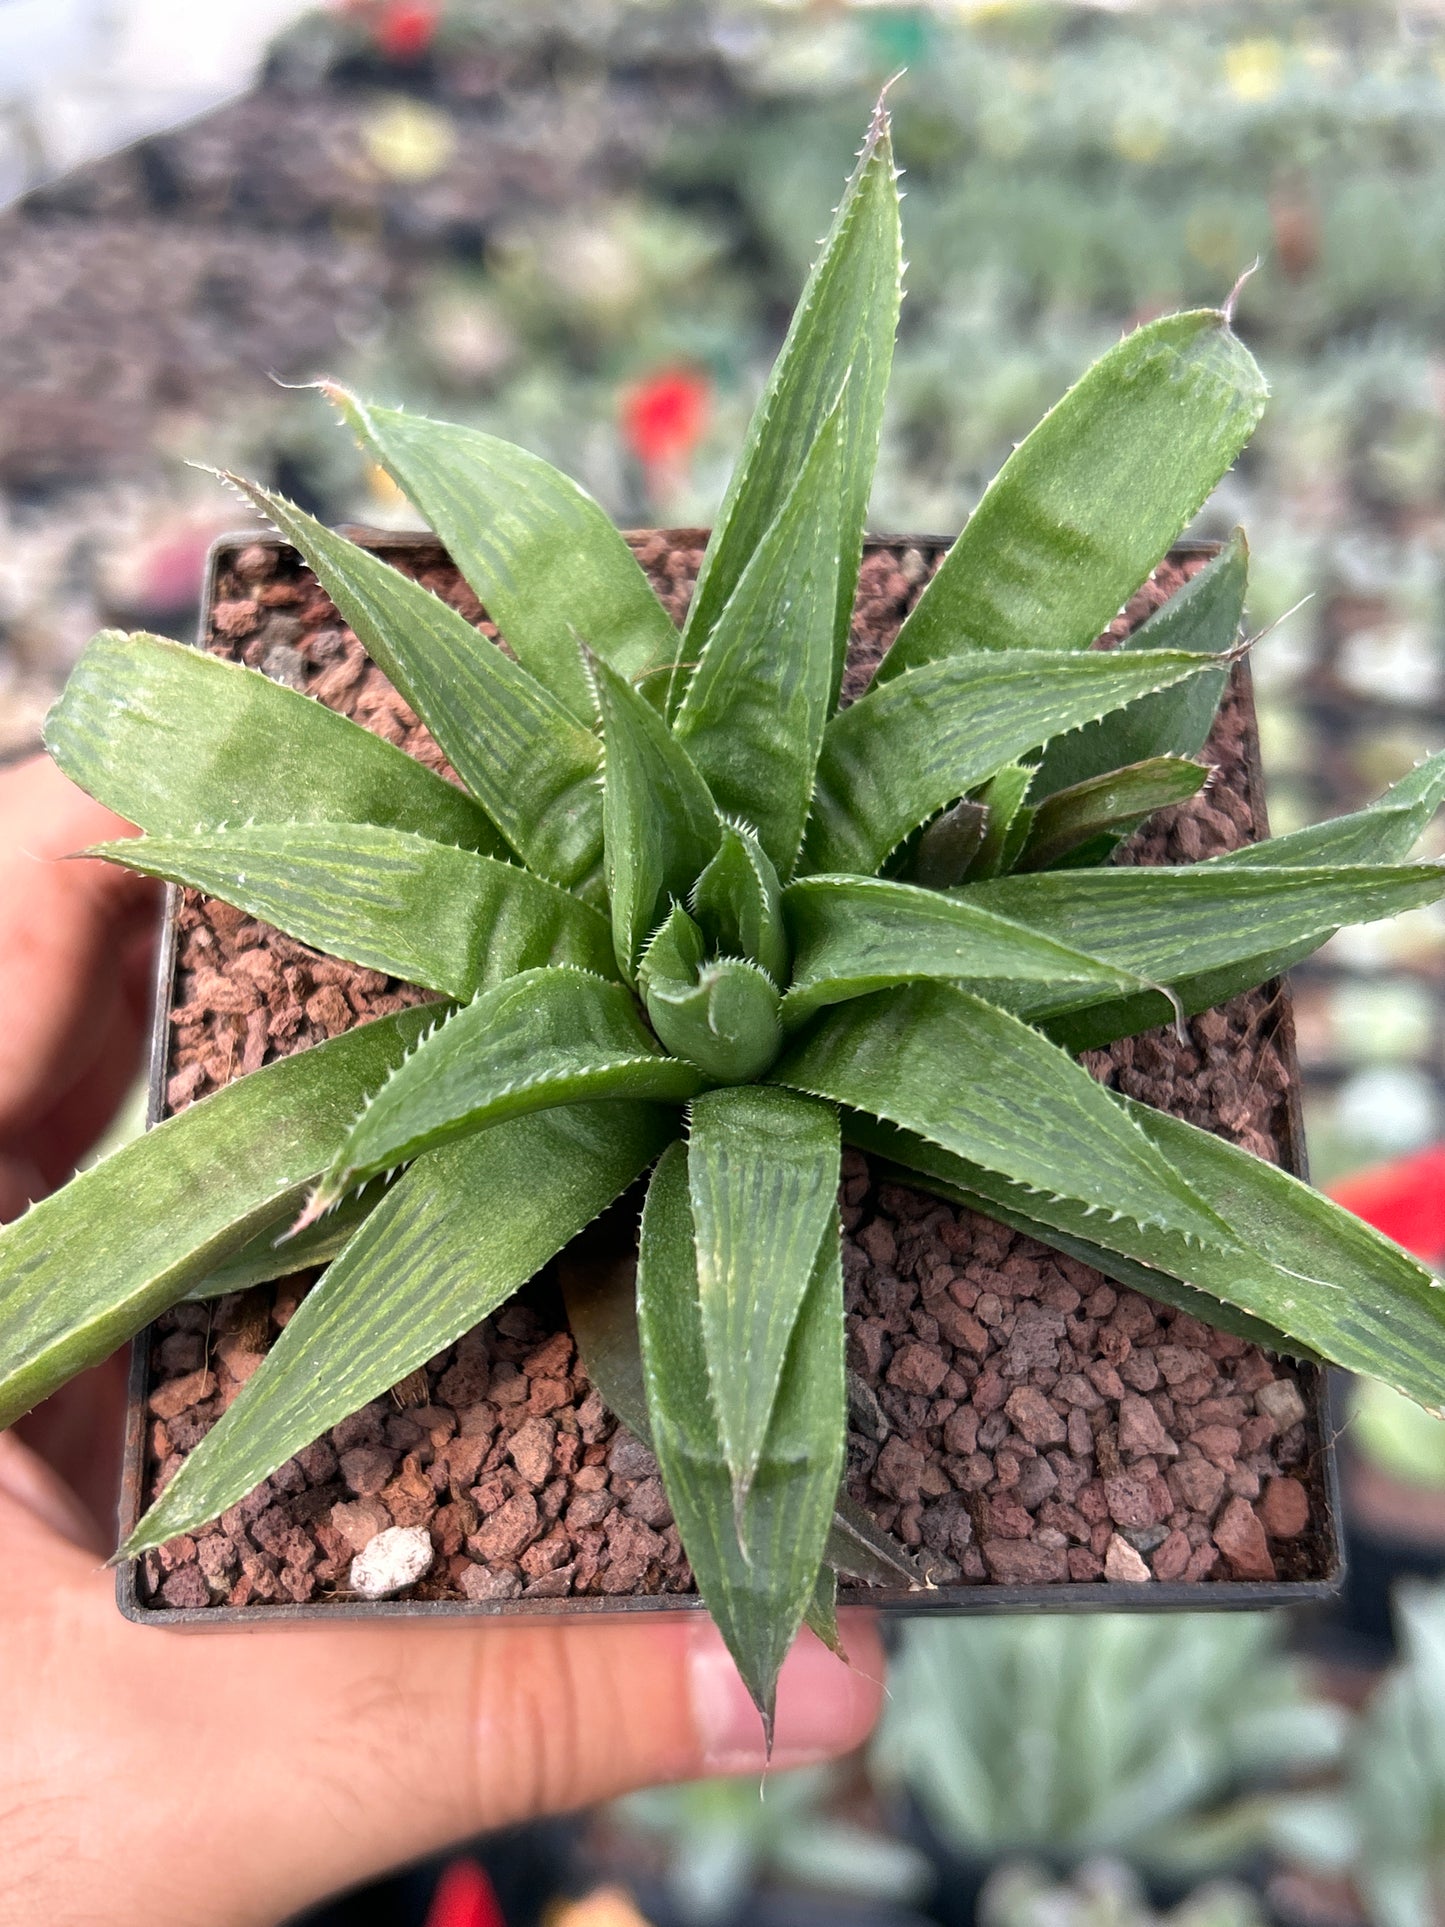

6,100,1445,1734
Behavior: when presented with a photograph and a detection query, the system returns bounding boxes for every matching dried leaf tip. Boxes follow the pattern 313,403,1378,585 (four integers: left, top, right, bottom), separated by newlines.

286,1184,339,1240
866,72,905,154
1222,258,1261,327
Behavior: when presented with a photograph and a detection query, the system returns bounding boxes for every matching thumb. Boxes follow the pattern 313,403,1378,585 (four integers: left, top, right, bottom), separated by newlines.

2,1440,884,1927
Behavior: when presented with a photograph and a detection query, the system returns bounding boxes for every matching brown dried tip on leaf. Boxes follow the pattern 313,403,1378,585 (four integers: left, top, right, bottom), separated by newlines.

1222,258,1261,326
867,73,905,151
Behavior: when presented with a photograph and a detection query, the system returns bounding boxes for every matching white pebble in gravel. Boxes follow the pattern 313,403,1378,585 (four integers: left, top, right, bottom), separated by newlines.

1255,1378,1307,1434
1104,1533,1153,1584
349,1525,434,1600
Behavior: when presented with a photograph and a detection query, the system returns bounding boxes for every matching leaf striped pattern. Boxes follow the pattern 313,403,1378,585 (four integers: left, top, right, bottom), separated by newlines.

314,965,703,1205
782,874,1153,1025
591,652,721,980
687,1086,841,1507
224,475,606,892
638,1144,844,1731
772,984,1239,1249
680,101,901,706
44,628,502,856
803,648,1226,878
92,823,618,1000
326,386,680,722
124,1100,676,1554
879,313,1266,677
0,1007,432,1428
674,396,845,877
964,862,1445,1049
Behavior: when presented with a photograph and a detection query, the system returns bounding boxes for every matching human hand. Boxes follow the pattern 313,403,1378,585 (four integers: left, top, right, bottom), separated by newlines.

0,755,885,1927
0,755,157,1221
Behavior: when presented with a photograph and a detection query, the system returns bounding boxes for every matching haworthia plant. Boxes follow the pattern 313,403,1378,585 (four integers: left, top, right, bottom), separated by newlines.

16,99,1445,1729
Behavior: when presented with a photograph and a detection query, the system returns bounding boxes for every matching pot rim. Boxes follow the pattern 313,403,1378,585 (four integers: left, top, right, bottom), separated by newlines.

116,527,1347,1626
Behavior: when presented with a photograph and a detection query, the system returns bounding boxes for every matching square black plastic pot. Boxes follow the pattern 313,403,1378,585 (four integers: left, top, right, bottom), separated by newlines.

116,530,1346,1627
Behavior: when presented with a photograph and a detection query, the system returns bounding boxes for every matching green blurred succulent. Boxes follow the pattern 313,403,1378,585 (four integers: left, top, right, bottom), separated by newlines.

1352,1379,1445,1491
876,1615,1345,1874
607,1768,929,1925
1271,1582,1445,1927
980,1859,1269,1927
6,102,1445,1725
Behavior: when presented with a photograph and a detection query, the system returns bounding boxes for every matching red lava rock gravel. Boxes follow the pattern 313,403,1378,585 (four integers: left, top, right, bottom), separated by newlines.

135,536,1329,1611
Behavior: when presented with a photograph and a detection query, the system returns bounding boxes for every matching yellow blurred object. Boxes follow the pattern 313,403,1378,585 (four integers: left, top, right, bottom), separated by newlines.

366,462,409,510
1111,112,1167,165
362,96,456,183
1225,39,1285,104
1185,209,1242,275
545,1888,655,1927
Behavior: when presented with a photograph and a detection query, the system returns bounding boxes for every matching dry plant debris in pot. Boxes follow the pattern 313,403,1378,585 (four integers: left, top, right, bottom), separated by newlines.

8,96,1445,1734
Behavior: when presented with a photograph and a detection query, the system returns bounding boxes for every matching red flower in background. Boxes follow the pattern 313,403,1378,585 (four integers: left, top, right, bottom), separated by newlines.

334,0,440,60
378,2,439,61
622,367,710,479
424,1858,506,1927
1329,1144,1445,1265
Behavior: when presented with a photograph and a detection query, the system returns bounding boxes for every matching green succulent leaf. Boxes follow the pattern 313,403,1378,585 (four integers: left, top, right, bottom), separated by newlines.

637,1144,844,1733
638,900,707,995
1211,747,1445,870
559,1249,929,1592
225,476,605,893
674,396,845,877
1031,531,1248,798
312,965,703,1209
879,314,1266,679
44,629,502,856
324,386,680,723
1086,751,1445,1044
849,1099,1445,1416
1015,757,1210,873
772,984,1238,1250
0,1007,431,1428
825,1491,931,1589
185,1180,395,1300
591,651,722,980
124,1100,675,1555
803,1564,845,1658
804,647,1228,877
645,957,784,1085
965,862,1445,1048
781,875,1156,1026
850,1116,1307,1359
89,823,617,1002
680,101,901,710
907,798,989,891
690,823,789,984
959,764,1034,883
687,1086,841,1510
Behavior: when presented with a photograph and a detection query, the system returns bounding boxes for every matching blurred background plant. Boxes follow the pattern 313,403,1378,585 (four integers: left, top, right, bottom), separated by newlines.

874,1615,1345,1886
1270,1583,1445,1927
977,1860,1269,1927
590,1768,932,1924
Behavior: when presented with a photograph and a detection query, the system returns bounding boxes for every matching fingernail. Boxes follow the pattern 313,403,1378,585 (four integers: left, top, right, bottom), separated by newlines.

688,1615,884,1773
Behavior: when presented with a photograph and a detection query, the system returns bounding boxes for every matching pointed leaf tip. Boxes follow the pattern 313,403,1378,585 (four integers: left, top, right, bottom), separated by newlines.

680,110,900,708
637,1145,842,1726
881,308,1266,678
320,387,679,720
